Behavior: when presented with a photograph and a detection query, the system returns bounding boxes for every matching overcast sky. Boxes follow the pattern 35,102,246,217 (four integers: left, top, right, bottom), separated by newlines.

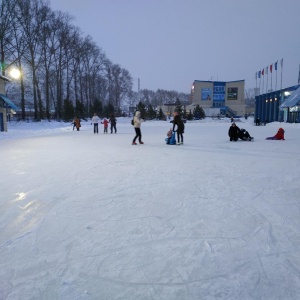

49,0,300,94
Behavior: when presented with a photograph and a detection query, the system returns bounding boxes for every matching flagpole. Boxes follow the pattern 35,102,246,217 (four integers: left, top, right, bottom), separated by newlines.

280,58,283,90
266,66,268,93
275,61,278,90
270,64,273,91
262,69,264,93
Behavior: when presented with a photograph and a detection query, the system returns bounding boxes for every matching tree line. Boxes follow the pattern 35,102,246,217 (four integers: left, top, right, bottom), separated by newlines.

0,0,190,121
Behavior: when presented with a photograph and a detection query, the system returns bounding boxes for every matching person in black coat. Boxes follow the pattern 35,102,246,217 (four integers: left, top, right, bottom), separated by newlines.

172,111,184,144
238,128,254,141
109,114,117,134
228,122,240,141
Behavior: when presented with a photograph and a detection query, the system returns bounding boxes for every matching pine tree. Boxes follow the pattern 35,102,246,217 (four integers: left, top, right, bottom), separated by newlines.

63,99,74,121
193,104,205,119
137,101,146,119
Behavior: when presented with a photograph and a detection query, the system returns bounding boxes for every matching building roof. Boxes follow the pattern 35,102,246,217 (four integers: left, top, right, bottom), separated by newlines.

0,94,18,110
280,86,300,108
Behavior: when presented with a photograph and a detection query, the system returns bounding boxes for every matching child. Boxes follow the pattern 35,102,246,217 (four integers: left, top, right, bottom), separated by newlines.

266,128,285,140
101,118,109,134
166,128,172,144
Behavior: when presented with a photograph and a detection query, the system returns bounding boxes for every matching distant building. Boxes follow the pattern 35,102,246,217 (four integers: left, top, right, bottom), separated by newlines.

0,75,18,132
255,84,300,123
190,80,245,117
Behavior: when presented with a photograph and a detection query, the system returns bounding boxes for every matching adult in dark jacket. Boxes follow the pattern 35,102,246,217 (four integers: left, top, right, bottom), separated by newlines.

172,111,184,144
109,114,117,134
228,122,240,141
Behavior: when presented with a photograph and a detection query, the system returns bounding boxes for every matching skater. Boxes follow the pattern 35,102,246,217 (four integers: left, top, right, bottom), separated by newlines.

101,118,109,134
238,128,254,141
228,122,240,141
109,114,117,134
74,117,81,131
91,113,100,134
266,128,285,140
172,111,184,144
132,111,144,145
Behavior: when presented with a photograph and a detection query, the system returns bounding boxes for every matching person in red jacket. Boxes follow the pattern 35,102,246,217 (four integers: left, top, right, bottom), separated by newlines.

266,128,285,140
101,118,109,134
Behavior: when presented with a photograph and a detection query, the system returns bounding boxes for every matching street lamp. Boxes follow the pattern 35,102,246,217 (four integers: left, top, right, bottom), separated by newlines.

9,67,21,80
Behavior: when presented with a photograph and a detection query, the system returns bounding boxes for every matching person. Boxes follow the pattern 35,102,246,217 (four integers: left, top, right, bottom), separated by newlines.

228,122,240,141
255,117,260,126
266,128,285,140
101,118,109,134
238,128,254,141
132,111,144,145
172,111,184,145
74,117,81,131
72,118,76,131
166,128,172,144
231,117,234,123
91,113,100,134
109,114,117,134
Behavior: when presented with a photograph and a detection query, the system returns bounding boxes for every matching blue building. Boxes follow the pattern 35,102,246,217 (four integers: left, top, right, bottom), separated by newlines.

254,84,300,123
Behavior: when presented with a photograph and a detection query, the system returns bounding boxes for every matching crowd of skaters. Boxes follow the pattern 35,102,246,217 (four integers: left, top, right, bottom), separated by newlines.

73,112,286,145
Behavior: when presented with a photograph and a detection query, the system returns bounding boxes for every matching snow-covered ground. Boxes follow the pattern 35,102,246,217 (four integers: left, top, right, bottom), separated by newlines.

1,117,300,300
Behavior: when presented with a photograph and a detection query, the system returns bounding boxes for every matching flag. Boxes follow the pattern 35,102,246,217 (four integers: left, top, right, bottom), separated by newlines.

270,64,273,73
265,66,268,74
281,58,283,68
274,61,278,71
258,70,261,78
262,68,264,76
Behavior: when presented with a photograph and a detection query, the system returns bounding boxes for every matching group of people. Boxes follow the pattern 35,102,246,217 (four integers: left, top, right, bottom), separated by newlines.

228,122,285,141
132,110,185,146
76,112,285,145
90,113,117,134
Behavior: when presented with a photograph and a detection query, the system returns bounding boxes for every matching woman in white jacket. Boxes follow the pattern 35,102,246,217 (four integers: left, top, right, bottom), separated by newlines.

132,111,144,145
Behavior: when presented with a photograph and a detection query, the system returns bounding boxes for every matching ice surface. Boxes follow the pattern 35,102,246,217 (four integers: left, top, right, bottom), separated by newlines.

1,117,300,299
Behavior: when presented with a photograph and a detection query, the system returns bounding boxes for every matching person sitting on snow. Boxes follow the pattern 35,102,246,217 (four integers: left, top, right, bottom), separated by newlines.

266,128,285,140
238,128,254,141
166,128,172,144
228,122,240,141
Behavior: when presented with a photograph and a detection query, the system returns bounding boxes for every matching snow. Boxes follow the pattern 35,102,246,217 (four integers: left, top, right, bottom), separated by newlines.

1,117,300,300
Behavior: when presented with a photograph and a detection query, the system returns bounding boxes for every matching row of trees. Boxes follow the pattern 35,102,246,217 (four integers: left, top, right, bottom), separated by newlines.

1,0,132,121
1,0,191,122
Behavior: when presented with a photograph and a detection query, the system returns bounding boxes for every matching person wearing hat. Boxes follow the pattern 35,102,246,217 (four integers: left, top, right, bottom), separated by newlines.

132,111,144,145
228,122,240,141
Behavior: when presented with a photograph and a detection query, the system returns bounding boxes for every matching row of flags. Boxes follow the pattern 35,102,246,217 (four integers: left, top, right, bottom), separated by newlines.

255,59,283,94
256,59,283,79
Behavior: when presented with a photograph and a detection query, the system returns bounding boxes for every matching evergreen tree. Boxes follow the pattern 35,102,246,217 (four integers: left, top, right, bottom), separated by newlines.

146,104,156,120
174,98,182,115
63,99,74,121
103,103,114,117
136,101,146,119
92,99,102,116
75,100,85,120
193,104,206,119
158,108,165,120
187,109,193,120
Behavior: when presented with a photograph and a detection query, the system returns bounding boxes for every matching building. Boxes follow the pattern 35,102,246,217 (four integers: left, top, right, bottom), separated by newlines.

0,75,18,131
191,80,245,117
254,84,300,123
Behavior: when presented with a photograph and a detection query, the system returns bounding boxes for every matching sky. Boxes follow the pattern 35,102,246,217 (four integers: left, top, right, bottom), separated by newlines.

48,0,300,94
1,117,300,299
